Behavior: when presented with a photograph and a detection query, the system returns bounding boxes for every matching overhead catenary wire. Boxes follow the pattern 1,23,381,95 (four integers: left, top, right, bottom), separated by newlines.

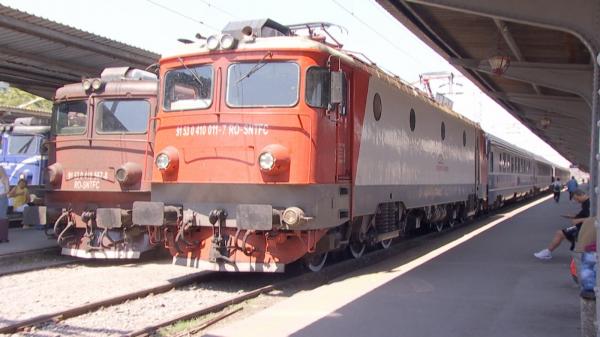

197,0,241,20
330,0,421,68
145,0,220,32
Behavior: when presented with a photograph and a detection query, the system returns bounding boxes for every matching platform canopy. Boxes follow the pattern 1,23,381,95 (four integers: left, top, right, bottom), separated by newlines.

0,4,159,100
378,0,600,171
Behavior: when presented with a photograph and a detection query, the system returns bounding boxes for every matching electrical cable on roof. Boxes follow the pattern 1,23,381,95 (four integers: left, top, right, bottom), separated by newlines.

145,0,220,32
330,0,421,67
198,0,240,20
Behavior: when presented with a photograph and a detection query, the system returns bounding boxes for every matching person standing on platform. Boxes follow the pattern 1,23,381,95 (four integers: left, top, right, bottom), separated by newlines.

0,167,9,243
534,189,590,260
552,177,562,203
567,176,578,200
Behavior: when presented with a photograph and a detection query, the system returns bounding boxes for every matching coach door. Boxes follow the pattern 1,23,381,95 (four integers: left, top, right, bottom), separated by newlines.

334,71,352,181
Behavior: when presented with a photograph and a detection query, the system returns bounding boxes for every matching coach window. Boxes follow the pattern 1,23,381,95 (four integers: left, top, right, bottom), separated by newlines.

163,65,213,111
409,108,416,131
440,122,445,140
373,93,382,121
53,100,88,135
96,100,150,134
462,130,466,146
227,62,299,107
490,152,494,172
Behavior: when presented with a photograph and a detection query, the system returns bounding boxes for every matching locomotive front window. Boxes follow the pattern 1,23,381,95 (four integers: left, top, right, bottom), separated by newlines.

227,62,299,107
163,65,213,111
96,100,150,134
7,135,37,155
53,100,88,135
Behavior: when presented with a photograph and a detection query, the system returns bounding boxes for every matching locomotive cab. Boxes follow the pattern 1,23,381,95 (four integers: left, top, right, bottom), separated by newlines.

25,67,160,259
133,19,358,272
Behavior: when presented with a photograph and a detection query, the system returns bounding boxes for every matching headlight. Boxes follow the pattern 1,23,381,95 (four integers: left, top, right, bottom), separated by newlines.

258,152,275,171
91,78,103,90
115,168,127,183
206,35,219,50
155,153,170,170
115,162,142,186
220,34,237,49
82,79,92,91
282,207,305,226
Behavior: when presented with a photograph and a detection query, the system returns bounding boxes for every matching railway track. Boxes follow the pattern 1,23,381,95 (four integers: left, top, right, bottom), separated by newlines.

1,195,550,336
0,271,214,334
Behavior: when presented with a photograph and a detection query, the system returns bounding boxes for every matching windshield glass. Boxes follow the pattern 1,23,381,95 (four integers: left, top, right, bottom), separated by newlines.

53,100,88,135
96,100,150,133
305,67,330,108
7,135,37,155
227,62,299,107
163,65,213,111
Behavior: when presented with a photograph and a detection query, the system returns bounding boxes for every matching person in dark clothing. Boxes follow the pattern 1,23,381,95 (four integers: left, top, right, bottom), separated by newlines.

552,177,562,203
534,189,590,259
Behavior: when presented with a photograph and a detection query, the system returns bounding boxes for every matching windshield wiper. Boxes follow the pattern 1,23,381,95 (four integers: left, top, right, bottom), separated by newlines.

177,57,204,89
17,137,34,154
235,51,273,84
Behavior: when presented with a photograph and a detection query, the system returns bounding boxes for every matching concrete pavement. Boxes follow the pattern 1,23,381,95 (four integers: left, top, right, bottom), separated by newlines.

206,192,581,337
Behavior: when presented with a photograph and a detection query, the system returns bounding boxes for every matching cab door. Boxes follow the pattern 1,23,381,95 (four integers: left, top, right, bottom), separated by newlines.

335,71,352,182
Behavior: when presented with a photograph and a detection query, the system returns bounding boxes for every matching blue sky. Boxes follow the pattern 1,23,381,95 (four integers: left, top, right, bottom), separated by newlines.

0,0,570,167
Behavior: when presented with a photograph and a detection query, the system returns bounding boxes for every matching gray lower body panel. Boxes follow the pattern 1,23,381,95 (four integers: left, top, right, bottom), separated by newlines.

151,183,350,231
353,183,476,216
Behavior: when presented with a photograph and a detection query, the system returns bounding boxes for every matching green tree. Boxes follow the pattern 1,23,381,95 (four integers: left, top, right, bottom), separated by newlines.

0,87,52,111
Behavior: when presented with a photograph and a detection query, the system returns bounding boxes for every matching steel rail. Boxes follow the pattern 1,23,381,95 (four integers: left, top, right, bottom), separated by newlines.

0,271,213,334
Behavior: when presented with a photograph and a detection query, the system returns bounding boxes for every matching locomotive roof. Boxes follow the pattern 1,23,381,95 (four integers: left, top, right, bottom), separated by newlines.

55,79,157,101
55,67,157,101
162,35,481,130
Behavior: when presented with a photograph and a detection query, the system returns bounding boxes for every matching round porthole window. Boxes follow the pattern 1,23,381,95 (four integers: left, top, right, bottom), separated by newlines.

373,93,382,121
409,108,416,131
463,130,467,146
441,122,446,140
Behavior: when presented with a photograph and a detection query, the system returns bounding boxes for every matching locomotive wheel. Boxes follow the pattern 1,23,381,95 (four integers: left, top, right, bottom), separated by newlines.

448,209,458,228
380,238,393,249
348,241,366,259
305,252,328,272
434,222,444,232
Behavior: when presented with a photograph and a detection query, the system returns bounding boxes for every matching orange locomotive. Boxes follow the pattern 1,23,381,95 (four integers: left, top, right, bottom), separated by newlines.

26,67,161,258
134,20,486,272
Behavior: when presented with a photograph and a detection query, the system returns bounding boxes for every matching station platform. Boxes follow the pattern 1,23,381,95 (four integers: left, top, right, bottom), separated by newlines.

0,227,57,257
207,192,583,337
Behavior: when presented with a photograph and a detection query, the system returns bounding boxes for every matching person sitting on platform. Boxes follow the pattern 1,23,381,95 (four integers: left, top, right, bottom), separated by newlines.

574,217,596,299
534,189,590,260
